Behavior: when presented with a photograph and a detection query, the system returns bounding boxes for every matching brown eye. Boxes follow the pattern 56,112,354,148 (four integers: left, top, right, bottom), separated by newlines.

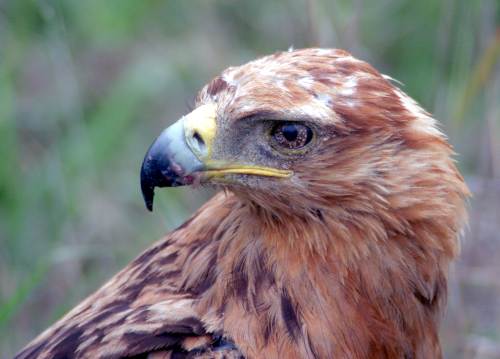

271,122,313,150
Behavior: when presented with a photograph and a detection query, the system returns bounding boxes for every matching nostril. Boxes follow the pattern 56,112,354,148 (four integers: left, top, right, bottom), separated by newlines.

192,131,206,153
193,131,205,147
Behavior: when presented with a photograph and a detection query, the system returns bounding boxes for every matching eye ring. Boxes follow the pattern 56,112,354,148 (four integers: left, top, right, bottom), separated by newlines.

270,122,313,150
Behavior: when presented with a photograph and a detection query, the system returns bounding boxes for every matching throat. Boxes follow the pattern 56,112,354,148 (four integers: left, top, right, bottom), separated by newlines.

198,193,447,357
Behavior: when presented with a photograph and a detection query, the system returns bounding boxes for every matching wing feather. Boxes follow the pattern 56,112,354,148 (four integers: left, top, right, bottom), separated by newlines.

15,193,241,359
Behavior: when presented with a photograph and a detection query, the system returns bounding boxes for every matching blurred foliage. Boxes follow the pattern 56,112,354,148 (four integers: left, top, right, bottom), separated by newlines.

0,0,499,357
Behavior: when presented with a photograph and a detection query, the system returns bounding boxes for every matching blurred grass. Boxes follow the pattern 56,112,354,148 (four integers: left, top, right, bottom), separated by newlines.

0,0,499,358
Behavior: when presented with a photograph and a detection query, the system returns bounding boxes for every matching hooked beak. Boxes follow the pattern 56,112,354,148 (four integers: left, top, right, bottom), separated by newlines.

140,103,292,211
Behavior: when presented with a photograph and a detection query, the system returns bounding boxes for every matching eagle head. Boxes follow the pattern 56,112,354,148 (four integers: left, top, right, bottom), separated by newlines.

141,48,467,229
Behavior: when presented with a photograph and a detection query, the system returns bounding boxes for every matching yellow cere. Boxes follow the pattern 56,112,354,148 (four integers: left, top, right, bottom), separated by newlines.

183,103,217,160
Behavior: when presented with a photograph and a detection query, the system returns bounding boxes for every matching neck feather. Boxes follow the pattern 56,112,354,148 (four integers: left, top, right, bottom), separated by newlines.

197,189,465,357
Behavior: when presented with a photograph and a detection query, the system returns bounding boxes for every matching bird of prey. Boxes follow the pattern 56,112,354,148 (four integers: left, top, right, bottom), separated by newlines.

16,48,469,359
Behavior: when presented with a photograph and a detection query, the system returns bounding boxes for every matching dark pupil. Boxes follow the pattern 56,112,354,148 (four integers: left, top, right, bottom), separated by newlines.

272,122,312,149
282,125,298,141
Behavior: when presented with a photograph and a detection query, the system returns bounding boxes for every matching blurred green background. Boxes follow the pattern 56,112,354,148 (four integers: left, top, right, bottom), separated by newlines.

1,0,499,357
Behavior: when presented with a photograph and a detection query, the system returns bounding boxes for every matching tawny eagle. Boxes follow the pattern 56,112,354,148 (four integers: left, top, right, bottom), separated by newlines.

16,48,469,359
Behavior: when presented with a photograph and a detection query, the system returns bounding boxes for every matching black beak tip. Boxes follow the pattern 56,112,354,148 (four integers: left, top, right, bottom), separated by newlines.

140,172,155,212
140,151,181,212
140,132,190,212
140,153,159,212
143,189,154,212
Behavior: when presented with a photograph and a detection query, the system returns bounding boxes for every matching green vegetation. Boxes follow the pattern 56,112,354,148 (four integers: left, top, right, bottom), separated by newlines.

0,1,498,357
